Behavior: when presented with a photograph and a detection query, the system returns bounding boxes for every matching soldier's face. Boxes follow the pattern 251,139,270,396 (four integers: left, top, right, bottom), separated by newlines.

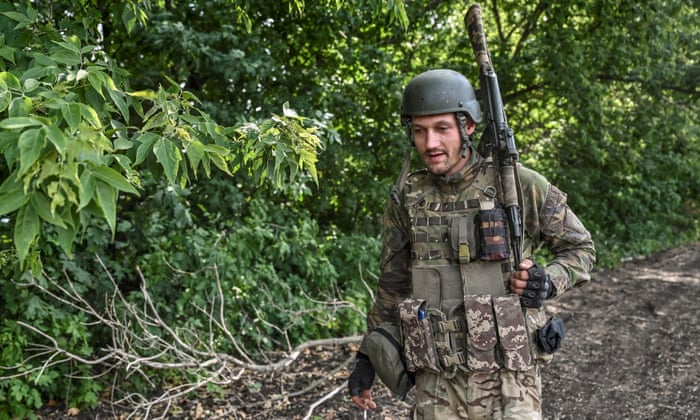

412,113,475,176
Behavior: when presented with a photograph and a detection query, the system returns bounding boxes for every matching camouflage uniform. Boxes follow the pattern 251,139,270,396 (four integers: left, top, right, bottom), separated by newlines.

359,146,595,419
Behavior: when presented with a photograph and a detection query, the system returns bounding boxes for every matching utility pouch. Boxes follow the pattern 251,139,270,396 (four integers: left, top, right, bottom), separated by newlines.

399,298,441,373
537,316,566,354
363,322,414,398
477,206,510,261
493,295,533,371
449,214,478,263
463,294,499,372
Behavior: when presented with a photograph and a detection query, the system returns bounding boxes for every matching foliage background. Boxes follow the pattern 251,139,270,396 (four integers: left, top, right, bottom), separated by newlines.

0,0,697,416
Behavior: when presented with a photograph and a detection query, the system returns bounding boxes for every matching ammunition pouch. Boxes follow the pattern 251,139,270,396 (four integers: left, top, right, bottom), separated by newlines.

398,298,442,373
399,294,535,374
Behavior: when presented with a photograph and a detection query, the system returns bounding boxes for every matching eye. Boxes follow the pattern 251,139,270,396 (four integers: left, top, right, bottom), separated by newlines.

413,127,425,134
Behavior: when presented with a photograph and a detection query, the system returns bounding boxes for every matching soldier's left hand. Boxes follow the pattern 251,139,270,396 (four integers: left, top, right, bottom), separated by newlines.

510,259,553,308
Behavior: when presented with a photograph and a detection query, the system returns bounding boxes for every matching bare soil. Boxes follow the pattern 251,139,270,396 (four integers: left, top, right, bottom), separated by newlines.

39,243,700,419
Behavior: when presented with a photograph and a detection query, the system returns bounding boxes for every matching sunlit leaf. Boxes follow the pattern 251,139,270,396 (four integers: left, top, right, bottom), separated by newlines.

0,116,42,129
91,166,139,195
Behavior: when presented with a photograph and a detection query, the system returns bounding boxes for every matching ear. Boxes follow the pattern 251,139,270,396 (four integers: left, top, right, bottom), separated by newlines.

465,119,477,135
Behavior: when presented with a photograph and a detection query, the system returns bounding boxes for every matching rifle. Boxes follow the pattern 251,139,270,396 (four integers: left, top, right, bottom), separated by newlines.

465,4,523,269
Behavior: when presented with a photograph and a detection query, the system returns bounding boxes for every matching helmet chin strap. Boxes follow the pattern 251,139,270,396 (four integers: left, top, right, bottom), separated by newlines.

456,113,471,158
461,140,469,158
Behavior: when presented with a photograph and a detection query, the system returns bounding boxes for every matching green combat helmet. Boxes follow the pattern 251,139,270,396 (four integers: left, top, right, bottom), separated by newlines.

401,69,482,126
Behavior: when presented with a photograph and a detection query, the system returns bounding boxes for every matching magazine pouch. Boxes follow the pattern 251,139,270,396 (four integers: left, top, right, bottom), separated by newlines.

463,294,499,372
493,294,533,371
399,298,441,373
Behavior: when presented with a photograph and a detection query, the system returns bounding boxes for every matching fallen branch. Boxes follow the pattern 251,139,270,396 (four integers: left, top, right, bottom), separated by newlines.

303,381,347,420
2,254,364,418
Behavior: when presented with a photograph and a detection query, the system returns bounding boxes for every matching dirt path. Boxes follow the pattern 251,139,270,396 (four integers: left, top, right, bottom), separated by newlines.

541,243,700,419
38,243,700,419
326,243,700,419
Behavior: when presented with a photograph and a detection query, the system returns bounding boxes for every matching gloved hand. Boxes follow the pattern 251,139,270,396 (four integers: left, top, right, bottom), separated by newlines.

520,261,553,308
348,352,377,410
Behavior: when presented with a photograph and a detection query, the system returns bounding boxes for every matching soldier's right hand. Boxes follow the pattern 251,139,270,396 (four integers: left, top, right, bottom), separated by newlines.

348,353,377,410
511,258,553,308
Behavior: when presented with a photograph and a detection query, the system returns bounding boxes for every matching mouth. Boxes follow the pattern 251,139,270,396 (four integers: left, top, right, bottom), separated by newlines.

424,150,446,163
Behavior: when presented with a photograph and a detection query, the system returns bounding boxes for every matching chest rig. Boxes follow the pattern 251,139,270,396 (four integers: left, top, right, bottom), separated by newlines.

398,158,533,374
406,159,512,310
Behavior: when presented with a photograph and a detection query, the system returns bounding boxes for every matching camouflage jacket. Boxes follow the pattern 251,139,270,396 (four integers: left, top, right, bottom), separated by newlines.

361,147,596,345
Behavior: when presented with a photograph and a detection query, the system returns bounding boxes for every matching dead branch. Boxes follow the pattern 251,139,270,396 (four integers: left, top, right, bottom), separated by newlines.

1,254,363,418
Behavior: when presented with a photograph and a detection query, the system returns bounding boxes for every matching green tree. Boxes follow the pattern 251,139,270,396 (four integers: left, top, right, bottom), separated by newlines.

0,0,697,416
0,1,323,268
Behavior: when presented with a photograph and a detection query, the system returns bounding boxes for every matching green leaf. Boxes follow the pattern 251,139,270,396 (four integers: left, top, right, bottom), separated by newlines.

0,79,11,112
113,136,132,150
79,103,102,128
185,140,205,174
2,11,34,28
153,138,182,185
208,152,232,176
61,103,81,132
134,132,158,165
91,166,139,195
0,71,21,89
22,78,39,92
127,89,157,100
51,39,81,54
50,39,82,66
0,116,42,129
0,176,29,215
107,88,130,122
18,128,45,176
202,143,230,156
87,69,106,99
8,96,32,117
30,192,67,228
43,124,66,155
94,179,117,235
78,170,96,211
14,204,40,263
54,220,78,258
51,49,82,66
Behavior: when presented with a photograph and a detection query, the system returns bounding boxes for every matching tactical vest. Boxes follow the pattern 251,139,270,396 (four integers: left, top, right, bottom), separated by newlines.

398,159,534,374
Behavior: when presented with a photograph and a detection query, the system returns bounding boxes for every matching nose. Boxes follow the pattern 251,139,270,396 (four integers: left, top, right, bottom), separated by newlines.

424,129,440,148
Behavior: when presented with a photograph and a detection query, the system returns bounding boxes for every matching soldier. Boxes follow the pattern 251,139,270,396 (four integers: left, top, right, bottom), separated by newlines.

348,69,596,419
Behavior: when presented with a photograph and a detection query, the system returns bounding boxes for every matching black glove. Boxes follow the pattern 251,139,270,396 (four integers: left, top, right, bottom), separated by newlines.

520,261,553,308
537,317,566,353
348,352,375,398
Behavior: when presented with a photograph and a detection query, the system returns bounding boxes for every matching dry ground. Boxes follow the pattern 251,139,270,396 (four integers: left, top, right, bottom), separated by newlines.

39,242,700,419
